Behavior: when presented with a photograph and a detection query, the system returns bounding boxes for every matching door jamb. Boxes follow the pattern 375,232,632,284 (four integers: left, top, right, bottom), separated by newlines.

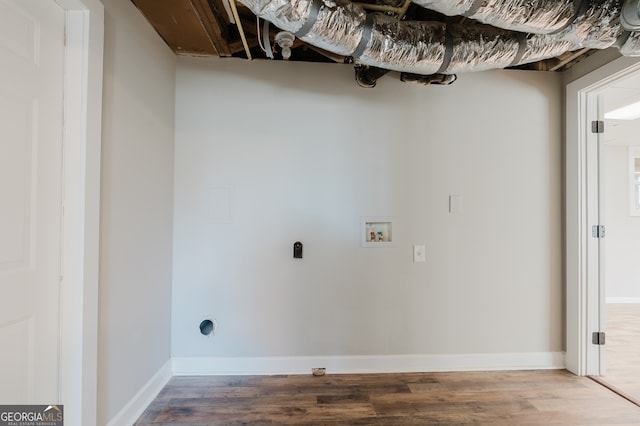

55,1,103,424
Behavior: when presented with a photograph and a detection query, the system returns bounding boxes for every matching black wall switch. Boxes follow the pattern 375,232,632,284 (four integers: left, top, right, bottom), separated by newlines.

293,241,303,258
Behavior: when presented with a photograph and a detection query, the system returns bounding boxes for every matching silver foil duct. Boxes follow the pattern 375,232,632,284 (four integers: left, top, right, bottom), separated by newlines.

304,1,367,55
356,18,583,74
240,0,366,55
620,31,640,56
238,0,640,74
518,35,578,66
411,0,577,34
357,18,447,74
241,0,312,33
559,0,623,49
445,24,520,73
411,0,626,41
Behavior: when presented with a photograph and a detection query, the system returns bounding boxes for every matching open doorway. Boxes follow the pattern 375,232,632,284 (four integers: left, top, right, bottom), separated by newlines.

591,74,640,404
565,56,640,378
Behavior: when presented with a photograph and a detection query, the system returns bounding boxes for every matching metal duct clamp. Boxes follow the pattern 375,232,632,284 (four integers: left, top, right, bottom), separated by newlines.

621,0,640,30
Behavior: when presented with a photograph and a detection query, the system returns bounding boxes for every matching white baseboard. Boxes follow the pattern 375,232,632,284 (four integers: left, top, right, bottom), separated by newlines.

106,359,172,426
606,297,640,304
172,352,565,376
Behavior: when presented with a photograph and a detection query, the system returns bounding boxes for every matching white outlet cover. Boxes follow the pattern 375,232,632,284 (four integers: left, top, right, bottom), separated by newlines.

449,195,461,213
413,245,426,262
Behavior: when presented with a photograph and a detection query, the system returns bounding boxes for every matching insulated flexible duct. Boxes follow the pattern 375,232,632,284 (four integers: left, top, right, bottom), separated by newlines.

621,0,640,30
238,0,640,74
354,17,578,74
411,0,579,34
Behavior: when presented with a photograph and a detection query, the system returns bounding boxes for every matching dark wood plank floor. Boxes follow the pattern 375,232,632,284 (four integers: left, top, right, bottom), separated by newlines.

135,369,640,425
597,303,640,405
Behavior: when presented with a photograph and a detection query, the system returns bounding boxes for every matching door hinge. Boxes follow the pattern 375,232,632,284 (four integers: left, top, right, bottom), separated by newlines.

592,332,606,345
592,225,605,238
591,120,604,133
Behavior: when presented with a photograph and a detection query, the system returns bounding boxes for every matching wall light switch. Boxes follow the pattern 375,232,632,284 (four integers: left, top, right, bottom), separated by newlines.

449,195,461,213
413,245,426,263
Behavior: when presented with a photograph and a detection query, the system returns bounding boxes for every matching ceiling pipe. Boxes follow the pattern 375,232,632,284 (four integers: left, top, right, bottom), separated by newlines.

237,0,640,75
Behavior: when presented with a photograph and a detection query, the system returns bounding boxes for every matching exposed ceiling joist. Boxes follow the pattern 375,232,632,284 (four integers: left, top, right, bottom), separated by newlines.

131,0,208,55
189,0,232,56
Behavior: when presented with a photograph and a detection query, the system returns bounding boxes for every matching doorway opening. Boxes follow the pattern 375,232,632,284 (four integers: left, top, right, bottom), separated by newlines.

566,55,640,402
587,72,640,406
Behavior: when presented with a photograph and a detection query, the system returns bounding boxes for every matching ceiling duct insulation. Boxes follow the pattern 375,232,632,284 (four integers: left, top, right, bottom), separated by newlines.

411,0,581,34
238,0,640,74
621,0,640,30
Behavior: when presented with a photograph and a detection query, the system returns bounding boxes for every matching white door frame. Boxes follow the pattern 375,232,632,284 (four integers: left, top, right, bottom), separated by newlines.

55,0,103,424
566,56,640,376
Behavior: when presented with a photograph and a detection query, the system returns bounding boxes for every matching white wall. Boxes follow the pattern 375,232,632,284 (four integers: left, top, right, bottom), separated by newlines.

564,48,622,84
173,57,563,370
99,0,175,423
604,141,640,299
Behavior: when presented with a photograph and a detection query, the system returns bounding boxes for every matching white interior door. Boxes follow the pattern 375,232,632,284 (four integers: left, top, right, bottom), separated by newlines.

0,0,65,403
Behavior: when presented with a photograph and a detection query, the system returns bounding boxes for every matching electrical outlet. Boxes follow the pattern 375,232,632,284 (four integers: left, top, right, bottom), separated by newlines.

413,245,425,262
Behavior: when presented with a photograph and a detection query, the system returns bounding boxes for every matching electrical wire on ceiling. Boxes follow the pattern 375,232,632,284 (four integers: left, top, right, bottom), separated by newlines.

257,16,266,52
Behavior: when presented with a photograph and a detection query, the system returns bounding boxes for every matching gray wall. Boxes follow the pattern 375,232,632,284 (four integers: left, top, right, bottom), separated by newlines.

172,57,563,368
98,0,175,423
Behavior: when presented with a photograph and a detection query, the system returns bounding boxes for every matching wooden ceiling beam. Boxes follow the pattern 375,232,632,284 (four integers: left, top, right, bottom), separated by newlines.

304,45,346,63
548,48,591,72
189,0,232,56
131,0,219,55
229,39,251,54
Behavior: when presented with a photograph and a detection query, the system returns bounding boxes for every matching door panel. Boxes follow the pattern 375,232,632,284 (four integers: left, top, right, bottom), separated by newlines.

0,318,34,400
0,0,65,403
0,93,34,269
0,0,39,64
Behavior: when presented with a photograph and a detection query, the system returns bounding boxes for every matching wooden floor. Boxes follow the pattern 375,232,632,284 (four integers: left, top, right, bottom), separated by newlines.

135,369,640,425
597,303,640,405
